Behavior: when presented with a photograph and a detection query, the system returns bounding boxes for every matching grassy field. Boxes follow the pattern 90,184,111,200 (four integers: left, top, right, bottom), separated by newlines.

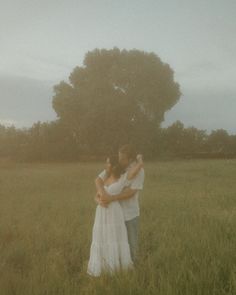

0,159,236,295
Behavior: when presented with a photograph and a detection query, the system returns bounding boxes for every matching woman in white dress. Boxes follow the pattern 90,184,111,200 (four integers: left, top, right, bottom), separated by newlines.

87,154,143,277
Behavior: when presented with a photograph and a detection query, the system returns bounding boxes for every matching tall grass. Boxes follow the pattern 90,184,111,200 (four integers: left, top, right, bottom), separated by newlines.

0,159,235,294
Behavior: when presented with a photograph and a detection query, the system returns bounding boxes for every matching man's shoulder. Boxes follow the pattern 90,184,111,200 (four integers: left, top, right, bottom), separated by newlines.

127,161,144,169
127,162,144,173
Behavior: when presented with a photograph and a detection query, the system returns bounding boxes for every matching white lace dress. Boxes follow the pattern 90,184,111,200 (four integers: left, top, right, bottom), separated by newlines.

87,173,134,276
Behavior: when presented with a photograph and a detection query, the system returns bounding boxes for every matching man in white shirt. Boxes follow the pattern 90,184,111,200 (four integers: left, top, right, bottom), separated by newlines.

94,144,145,265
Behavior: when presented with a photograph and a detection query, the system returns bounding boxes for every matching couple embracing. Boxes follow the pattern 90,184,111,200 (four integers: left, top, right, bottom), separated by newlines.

87,144,145,277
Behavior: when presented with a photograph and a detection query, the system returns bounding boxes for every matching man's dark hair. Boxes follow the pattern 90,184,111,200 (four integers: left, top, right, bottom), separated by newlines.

118,144,137,161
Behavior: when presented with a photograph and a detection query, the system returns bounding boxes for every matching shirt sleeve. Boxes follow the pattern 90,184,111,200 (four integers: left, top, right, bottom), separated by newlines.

98,169,107,181
130,168,145,190
121,171,132,187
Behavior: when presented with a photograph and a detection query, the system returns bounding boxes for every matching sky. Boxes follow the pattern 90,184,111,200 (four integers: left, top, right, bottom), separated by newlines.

0,0,235,134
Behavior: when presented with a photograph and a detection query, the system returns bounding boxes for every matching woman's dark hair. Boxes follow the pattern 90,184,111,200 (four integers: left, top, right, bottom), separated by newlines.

107,154,125,178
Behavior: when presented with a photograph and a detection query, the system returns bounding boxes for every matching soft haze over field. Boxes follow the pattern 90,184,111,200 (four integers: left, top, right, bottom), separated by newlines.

1,160,236,293
0,0,235,133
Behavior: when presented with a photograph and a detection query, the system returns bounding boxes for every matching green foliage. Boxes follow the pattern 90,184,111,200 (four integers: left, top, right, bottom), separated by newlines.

160,120,208,155
1,120,236,161
52,47,181,154
0,48,235,161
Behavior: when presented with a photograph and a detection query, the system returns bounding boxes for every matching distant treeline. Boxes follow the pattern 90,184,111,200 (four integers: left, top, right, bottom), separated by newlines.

2,48,235,162
1,120,235,162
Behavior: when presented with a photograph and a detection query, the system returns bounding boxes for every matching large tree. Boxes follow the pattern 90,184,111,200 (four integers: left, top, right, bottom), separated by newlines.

52,47,181,155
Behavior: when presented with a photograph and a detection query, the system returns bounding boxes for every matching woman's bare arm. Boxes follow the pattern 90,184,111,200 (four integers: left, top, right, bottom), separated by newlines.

95,177,108,196
94,192,108,207
95,169,110,197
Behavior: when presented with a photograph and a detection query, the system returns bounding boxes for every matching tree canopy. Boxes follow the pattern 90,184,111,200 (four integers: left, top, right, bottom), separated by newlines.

52,47,181,154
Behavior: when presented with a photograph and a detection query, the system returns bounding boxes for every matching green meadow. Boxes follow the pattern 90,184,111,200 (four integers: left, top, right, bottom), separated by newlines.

0,159,236,295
